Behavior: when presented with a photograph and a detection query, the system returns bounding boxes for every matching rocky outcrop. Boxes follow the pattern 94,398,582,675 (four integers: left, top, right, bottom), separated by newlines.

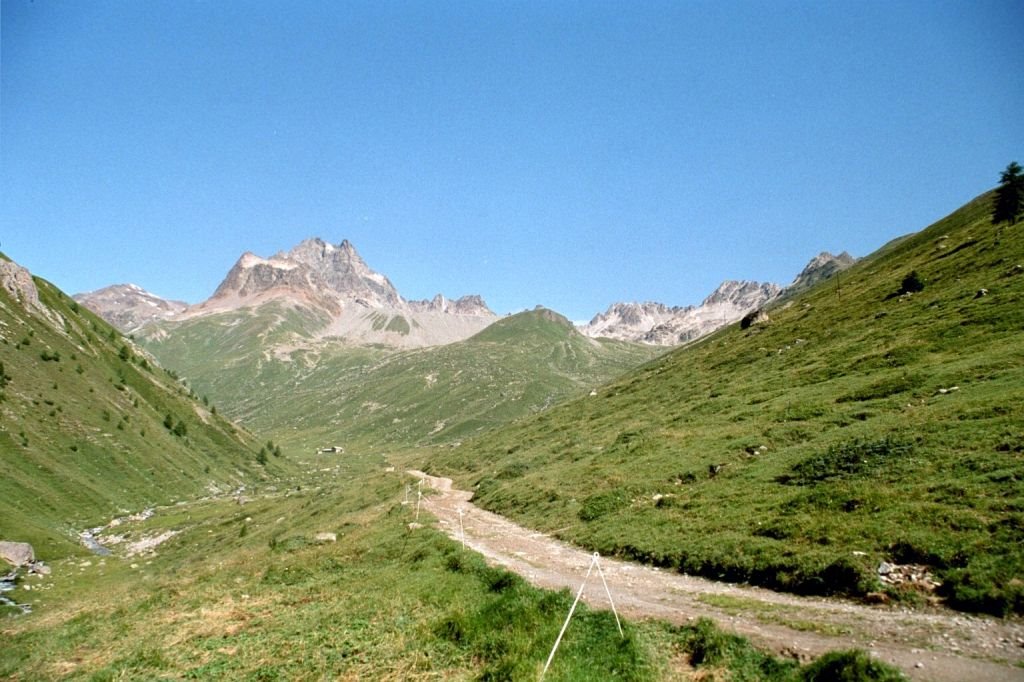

73,284,188,333
740,308,770,329
0,260,63,328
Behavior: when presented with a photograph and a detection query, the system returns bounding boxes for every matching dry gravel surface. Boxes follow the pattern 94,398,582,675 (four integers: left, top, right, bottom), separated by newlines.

408,471,1024,682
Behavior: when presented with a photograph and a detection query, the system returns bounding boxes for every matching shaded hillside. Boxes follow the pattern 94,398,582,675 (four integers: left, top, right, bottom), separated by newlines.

428,191,1024,615
0,255,285,558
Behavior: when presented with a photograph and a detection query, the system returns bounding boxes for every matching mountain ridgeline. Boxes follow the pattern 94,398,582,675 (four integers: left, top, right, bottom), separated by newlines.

578,252,855,345
79,238,498,350
428,190,1024,616
76,238,857,453
87,241,663,451
0,255,284,558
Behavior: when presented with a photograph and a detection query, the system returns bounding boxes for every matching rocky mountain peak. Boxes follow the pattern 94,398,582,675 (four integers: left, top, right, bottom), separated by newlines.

783,251,857,298
701,280,782,307
581,280,781,346
279,238,403,307
793,251,855,282
73,283,187,333
80,237,496,349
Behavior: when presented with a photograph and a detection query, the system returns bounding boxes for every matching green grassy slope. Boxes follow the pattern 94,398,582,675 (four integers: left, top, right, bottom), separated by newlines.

145,307,661,454
141,302,348,422
0,259,290,558
428,191,1024,615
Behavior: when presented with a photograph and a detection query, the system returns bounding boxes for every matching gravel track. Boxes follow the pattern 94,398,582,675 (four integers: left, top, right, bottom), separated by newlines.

409,470,1024,682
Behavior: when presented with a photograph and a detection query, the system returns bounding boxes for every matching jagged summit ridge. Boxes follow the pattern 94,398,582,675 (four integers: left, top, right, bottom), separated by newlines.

579,251,855,347
580,280,780,346
408,293,492,316
206,238,488,318
78,238,497,349
279,238,404,307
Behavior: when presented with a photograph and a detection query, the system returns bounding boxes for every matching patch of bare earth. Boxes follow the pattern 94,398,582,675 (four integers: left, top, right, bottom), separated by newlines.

409,471,1024,682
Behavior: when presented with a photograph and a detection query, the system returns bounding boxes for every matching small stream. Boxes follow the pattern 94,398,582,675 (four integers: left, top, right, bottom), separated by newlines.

78,531,112,556
0,574,31,614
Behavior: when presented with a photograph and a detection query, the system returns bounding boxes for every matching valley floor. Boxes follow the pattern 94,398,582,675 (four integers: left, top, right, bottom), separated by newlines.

409,471,1024,682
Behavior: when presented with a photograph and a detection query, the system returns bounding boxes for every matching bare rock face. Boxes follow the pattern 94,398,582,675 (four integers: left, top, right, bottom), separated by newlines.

582,302,690,342
0,259,63,328
580,250,856,347
170,238,497,349
210,252,325,303
74,284,188,333
0,261,40,308
0,541,35,567
283,238,404,308
784,251,856,296
408,294,494,316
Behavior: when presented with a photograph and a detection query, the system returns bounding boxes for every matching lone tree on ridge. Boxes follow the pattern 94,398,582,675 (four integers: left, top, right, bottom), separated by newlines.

992,161,1023,225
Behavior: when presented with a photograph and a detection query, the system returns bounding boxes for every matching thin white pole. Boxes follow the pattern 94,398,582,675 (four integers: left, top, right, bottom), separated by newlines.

593,553,623,637
542,554,597,679
415,490,422,522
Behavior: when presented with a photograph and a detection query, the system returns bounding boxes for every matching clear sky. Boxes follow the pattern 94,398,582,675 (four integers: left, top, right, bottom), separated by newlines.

2,1,1021,321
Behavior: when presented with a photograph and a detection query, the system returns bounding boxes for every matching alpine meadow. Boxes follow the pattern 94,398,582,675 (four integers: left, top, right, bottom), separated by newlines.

3,3,1024,679
3,180,1023,680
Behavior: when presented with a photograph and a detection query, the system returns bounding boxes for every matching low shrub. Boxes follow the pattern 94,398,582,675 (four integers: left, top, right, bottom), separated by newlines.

782,436,914,484
800,649,907,681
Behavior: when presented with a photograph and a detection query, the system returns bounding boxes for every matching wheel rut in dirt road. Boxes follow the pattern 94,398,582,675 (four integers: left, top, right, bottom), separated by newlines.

407,471,1024,682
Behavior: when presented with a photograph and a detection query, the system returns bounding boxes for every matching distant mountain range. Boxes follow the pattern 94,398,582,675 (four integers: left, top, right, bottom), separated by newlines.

579,252,855,345
76,239,856,349
77,238,497,349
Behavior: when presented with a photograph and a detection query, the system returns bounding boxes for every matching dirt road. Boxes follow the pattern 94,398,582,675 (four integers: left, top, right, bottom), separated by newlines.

408,471,1024,682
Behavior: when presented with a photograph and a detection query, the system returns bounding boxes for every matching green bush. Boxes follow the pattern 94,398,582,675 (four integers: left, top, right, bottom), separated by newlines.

899,271,925,294
677,618,797,680
783,436,914,484
800,649,906,681
579,490,630,521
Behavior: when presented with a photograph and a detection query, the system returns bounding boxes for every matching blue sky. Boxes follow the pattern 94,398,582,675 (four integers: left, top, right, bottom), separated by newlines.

2,1,1021,321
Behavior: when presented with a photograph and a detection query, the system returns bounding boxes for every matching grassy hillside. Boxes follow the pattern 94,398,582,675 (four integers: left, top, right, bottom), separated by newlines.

140,301,352,423
145,306,661,454
427,191,1024,616
0,258,289,558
